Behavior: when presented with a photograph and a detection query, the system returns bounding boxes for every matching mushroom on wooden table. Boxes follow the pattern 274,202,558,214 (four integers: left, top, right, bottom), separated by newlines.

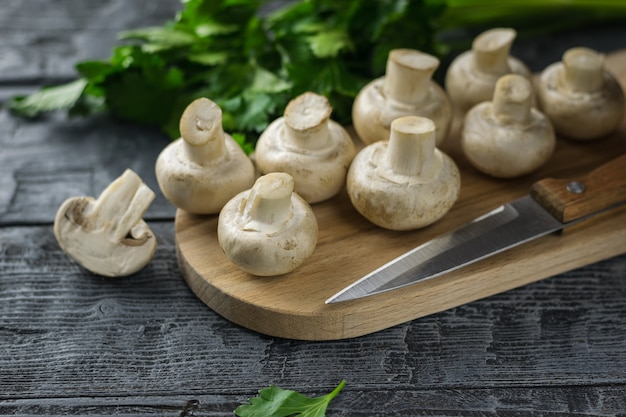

352,49,452,146
155,97,256,214
347,116,460,231
537,47,625,140
217,172,318,276
254,92,355,204
445,28,532,113
461,74,556,178
53,169,157,277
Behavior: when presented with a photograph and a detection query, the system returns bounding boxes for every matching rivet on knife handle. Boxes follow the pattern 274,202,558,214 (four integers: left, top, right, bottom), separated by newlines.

530,154,626,223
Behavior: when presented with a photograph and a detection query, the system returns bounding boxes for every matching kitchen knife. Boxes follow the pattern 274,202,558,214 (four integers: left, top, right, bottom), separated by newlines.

326,154,626,304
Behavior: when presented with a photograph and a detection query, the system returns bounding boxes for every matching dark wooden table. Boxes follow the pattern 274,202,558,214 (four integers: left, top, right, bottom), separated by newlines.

1,1,625,415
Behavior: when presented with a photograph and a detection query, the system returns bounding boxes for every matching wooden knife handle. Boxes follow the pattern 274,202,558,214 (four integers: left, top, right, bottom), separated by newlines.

530,154,626,223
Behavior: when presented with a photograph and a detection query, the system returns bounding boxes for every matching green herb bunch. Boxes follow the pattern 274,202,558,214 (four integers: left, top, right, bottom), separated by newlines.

9,0,626,152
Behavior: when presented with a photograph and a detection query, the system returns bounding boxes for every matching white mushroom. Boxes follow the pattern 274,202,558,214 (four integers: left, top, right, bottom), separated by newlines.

254,92,355,204
155,97,256,214
461,74,556,178
347,116,460,231
352,49,452,146
53,169,157,277
445,28,533,113
217,172,318,276
536,47,625,140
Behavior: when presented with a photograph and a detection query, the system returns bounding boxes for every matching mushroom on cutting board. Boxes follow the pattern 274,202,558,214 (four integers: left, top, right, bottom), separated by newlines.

461,74,556,178
155,97,256,214
536,47,625,140
54,169,157,277
445,28,532,114
352,49,451,146
347,116,460,231
217,172,318,276
254,92,355,204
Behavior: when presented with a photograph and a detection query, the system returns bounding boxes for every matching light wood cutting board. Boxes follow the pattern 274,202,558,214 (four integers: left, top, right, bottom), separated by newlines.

175,50,626,340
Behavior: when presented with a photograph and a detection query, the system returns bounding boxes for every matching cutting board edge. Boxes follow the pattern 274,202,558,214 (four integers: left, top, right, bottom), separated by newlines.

175,207,626,340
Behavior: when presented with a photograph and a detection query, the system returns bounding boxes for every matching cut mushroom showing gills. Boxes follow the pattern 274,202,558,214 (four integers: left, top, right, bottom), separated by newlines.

156,97,256,214
218,172,318,276
461,74,556,178
445,28,533,114
54,169,157,277
537,47,625,140
254,92,356,204
352,49,452,146
347,116,461,231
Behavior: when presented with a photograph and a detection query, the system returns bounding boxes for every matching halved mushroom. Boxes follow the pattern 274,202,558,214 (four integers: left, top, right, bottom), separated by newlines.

347,116,460,231
352,49,452,146
53,169,157,277
536,47,625,140
218,172,318,276
461,74,556,178
254,92,355,204
155,97,256,214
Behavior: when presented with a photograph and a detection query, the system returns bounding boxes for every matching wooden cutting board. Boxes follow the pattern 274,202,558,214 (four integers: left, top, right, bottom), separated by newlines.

175,50,626,340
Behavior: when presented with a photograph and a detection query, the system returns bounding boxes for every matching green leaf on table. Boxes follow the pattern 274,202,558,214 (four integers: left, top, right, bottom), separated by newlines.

235,380,346,417
9,78,89,117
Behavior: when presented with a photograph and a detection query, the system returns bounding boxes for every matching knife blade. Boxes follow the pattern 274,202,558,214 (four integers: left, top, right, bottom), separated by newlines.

326,154,626,304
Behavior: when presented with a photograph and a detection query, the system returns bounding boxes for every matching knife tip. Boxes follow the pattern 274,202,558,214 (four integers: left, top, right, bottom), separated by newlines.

324,293,345,304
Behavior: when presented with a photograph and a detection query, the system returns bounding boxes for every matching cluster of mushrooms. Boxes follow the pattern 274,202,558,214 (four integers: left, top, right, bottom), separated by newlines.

53,28,625,278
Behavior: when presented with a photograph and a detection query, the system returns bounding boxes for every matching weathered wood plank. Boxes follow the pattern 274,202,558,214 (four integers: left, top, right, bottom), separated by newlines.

1,223,625,401
0,0,182,84
2,1,626,415
0,387,625,416
0,110,176,224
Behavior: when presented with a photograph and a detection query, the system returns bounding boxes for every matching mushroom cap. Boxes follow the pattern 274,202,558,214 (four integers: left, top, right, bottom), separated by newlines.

217,173,318,276
444,28,532,113
537,48,625,140
255,92,356,204
53,170,157,277
352,49,451,146
347,141,460,231
156,133,256,214
461,101,556,178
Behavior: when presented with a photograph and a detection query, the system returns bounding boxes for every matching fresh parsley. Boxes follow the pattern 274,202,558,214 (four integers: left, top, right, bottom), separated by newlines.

235,380,346,417
8,0,626,152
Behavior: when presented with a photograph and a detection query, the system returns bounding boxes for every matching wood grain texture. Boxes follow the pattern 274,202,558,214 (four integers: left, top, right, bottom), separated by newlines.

176,50,626,340
2,0,626,415
531,153,626,222
0,111,176,225
1,224,625,414
0,0,181,85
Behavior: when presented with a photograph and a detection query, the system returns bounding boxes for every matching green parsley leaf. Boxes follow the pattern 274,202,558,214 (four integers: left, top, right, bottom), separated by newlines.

118,26,196,52
9,0,626,154
9,78,88,117
306,29,353,58
235,380,346,417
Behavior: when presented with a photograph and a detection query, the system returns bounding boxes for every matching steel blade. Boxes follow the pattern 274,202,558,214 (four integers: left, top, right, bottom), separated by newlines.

326,196,564,304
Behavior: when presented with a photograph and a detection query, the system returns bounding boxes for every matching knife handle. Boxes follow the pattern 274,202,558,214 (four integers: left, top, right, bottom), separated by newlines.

530,154,626,223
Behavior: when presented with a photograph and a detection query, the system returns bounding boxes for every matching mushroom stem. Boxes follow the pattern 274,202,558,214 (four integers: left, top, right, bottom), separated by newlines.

386,116,437,177
180,98,227,164
88,169,155,241
383,49,439,105
473,28,516,75
284,92,333,150
561,47,605,93
492,74,533,124
241,173,294,234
